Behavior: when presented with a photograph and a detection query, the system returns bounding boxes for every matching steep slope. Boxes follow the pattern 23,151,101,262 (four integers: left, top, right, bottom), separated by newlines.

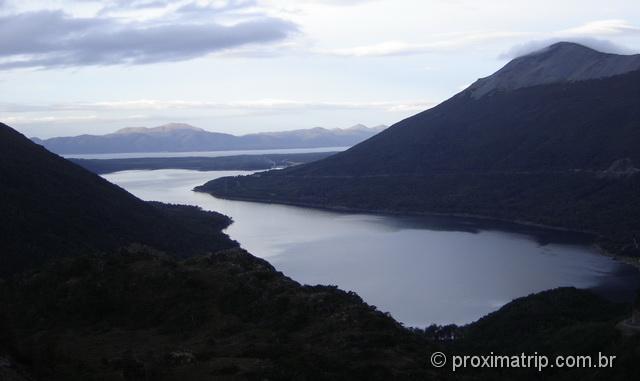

0,122,442,380
1,110,638,380
0,123,236,276
451,288,640,380
0,248,437,380
31,123,386,154
469,42,640,98
197,43,640,256
269,43,640,175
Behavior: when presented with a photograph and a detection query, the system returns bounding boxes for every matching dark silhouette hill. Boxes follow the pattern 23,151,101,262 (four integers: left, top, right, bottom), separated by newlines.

197,43,640,257
0,122,236,276
1,107,639,380
0,121,438,380
263,43,640,175
0,248,437,380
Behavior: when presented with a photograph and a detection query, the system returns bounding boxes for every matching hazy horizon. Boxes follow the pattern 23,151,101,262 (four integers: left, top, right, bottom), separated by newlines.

29,121,387,139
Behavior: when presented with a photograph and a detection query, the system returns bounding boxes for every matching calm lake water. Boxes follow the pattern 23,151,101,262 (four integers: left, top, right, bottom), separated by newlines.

65,146,349,159
104,169,639,327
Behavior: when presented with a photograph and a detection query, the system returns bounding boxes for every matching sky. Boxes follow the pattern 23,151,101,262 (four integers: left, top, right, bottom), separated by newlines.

1,0,640,138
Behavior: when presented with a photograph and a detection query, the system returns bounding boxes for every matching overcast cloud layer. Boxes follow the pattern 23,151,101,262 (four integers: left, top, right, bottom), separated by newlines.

2,0,640,137
0,2,296,69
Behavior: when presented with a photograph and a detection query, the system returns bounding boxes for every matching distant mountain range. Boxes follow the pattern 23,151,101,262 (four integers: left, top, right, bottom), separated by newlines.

198,42,640,258
31,123,387,154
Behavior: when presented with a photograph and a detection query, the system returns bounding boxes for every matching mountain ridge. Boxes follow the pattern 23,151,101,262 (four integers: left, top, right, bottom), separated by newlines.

30,123,387,154
114,123,207,135
197,42,640,258
468,41,640,98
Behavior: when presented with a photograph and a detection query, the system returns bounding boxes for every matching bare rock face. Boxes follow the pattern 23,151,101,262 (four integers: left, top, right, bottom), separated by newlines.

468,42,640,98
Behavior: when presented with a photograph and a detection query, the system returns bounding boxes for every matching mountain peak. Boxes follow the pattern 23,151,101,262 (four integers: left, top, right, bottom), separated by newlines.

114,123,205,135
347,123,368,130
341,124,387,132
538,41,600,54
468,41,640,98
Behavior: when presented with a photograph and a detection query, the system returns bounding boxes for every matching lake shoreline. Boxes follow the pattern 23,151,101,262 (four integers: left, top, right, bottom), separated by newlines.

71,152,338,174
194,189,640,271
103,168,638,326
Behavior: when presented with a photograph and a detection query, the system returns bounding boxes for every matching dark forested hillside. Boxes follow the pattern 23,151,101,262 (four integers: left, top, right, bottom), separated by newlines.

0,123,236,276
1,121,639,380
0,247,437,381
0,121,439,380
197,44,640,258
290,68,640,175
449,288,640,381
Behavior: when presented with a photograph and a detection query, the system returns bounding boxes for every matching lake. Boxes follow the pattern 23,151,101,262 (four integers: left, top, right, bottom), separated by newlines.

104,169,639,327
64,146,349,160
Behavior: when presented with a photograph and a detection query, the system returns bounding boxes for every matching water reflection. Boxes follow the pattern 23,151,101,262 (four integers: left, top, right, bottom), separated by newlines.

105,169,639,326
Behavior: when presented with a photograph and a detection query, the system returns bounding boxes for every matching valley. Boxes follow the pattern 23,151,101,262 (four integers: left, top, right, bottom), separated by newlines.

198,43,640,261
107,168,640,326
3,38,640,380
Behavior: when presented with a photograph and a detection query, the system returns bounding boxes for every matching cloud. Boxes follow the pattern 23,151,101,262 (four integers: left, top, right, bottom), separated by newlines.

96,0,195,15
321,32,526,57
97,0,260,17
326,41,432,57
298,0,380,5
321,19,640,59
1,98,437,114
0,7,297,69
499,19,640,59
4,114,119,124
175,0,258,14
99,0,174,10
500,37,635,59
560,19,640,37
1,98,435,137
